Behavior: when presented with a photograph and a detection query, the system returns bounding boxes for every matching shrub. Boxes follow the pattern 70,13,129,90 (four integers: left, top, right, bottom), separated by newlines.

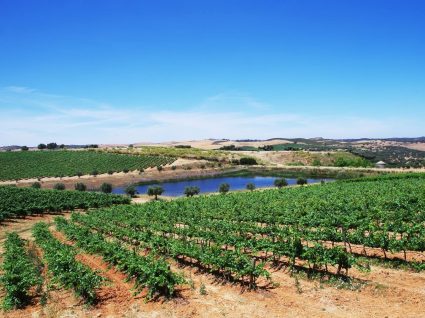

108,170,114,175
76,171,83,178
274,178,288,188
21,146,29,151
246,183,256,191
100,183,113,194
239,157,257,165
123,168,129,173
91,170,99,177
157,166,163,172
31,182,41,189
171,166,177,171
53,183,65,190
184,186,200,197
37,143,46,150
312,159,321,166
219,183,230,194
147,186,164,200
125,185,138,197
297,177,308,186
74,183,87,191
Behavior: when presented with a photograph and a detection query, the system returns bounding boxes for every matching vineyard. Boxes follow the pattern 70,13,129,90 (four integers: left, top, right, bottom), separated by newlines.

1,173,425,315
0,150,175,181
0,186,130,222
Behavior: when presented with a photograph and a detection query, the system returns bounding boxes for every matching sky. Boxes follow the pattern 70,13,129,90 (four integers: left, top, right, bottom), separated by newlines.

0,0,424,146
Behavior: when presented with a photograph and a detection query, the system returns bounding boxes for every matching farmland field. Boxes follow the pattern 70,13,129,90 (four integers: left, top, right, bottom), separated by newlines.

0,150,175,181
1,173,425,317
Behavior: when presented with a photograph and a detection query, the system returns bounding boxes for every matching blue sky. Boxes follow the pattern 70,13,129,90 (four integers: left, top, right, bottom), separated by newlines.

0,0,424,145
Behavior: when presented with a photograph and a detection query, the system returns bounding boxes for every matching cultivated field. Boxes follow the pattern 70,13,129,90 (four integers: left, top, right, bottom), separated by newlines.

1,174,425,317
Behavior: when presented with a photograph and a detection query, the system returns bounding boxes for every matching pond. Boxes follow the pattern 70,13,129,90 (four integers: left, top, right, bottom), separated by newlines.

112,176,333,197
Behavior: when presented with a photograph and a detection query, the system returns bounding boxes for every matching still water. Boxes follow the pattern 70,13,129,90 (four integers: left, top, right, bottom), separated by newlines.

112,176,332,197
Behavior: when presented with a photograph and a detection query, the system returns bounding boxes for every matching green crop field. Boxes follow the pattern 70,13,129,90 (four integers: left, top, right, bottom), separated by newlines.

0,186,130,222
0,150,175,180
2,173,425,309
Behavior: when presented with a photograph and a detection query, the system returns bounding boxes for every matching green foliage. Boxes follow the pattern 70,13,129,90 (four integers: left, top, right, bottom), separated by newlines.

239,157,258,165
246,183,256,191
184,186,200,197
53,183,65,190
0,186,130,222
125,185,138,197
37,144,46,150
0,232,42,310
54,217,184,299
296,177,307,185
147,186,164,200
334,156,372,168
0,151,175,181
100,183,113,194
218,183,230,194
32,223,102,304
74,183,87,191
21,146,29,151
274,178,288,188
31,182,41,189
312,159,321,166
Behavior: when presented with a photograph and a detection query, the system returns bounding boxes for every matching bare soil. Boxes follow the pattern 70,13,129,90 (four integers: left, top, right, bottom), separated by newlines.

1,215,425,318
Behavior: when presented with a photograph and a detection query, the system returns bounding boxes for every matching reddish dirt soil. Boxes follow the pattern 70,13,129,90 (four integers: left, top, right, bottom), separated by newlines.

1,215,425,318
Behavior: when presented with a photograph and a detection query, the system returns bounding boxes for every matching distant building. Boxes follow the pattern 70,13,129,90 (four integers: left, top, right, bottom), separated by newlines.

375,161,386,168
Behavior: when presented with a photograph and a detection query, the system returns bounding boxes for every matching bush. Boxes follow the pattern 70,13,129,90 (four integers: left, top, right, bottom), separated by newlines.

125,185,138,197
100,183,113,194
157,166,163,172
274,178,288,188
76,171,83,178
219,183,230,194
297,177,308,186
108,170,114,175
21,146,29,151
147,186,164,200
91,170,99,177
31,182,41,189
246,183,256,191
239,157,257,165
171,166,177,171
312,159,321,166
37,143,46,150
123,168,129,173
74,183,87,191
184,186,200,197
46,142,58,150
53,183,65,190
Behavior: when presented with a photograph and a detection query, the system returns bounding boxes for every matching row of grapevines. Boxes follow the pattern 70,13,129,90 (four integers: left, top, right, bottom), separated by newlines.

0,232,42,310
0,186,130,222
0,150,175,181
54,217,184,299
32,222,103,304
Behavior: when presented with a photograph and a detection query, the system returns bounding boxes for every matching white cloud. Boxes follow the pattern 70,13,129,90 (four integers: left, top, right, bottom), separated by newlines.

0,87,422,146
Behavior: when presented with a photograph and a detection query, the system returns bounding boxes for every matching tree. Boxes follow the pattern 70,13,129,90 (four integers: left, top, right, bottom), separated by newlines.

184,186,200,197
125,185,138,197
123,168,129,173
59,144,65,149
31,182,41,189
274,178,288,188
246,183,256,191
46,142,58,150
38,143,47,150
157,166,163,172
239,157,257,165
21,146,29,151
53,183,65,190
91,170,99,177
76,171,83,178
219,183,230,194
100,183,113,194
74,183,87,191
147,186,164,200
297,177,308,186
